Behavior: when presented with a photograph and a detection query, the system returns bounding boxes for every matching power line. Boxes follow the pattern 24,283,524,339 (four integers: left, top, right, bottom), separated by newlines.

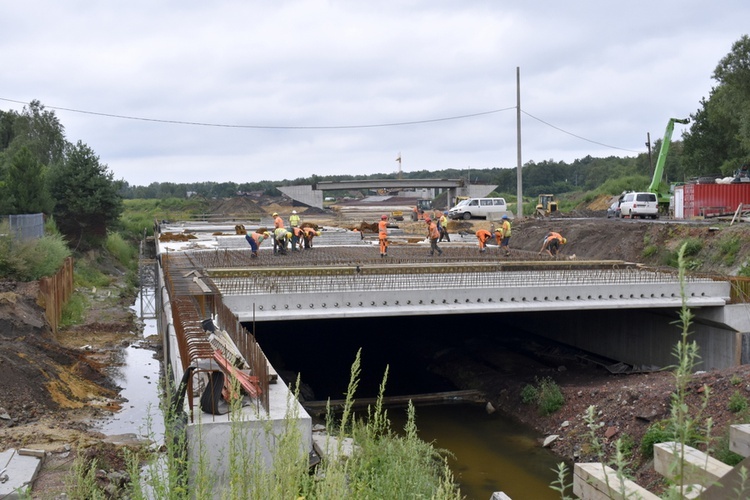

522,110,642,154
1,96,642,153
0,97,513,130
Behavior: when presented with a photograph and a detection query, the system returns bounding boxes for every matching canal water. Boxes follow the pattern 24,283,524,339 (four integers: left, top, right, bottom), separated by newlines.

389,404,562,500
257,314,568,499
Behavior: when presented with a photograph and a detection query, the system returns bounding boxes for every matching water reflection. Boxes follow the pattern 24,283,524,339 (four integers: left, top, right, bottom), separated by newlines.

94,306,163,441
389,404,562,500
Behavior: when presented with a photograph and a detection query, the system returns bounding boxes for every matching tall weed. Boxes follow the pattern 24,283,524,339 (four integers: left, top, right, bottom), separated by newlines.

0,232,70,281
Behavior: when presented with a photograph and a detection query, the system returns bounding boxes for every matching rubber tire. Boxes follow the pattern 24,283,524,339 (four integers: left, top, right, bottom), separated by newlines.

462,212,472,220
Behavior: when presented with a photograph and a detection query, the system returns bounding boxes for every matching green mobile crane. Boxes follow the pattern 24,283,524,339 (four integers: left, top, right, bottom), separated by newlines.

648,117,690,211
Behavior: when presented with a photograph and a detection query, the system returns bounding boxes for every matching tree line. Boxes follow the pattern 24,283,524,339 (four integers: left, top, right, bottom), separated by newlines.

2,35,748,232
0,101,122,250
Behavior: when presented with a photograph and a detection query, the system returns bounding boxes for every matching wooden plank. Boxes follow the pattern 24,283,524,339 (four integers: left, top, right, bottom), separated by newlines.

730,424,750,457
653,442,732,486
212,349,262,398
573,463,659,500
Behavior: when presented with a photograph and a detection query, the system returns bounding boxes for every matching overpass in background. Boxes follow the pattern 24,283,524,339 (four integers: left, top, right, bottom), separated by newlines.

278,178,497,209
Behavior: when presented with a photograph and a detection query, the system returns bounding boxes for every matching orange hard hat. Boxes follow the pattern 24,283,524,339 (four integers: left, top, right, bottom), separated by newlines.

425,218,431,222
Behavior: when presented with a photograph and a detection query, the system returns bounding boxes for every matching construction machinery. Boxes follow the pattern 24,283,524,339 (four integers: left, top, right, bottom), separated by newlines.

648,117,690,213
535,194,558,217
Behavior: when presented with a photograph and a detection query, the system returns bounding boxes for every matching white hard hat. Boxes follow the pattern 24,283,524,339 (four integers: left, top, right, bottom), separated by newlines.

292,210,297,214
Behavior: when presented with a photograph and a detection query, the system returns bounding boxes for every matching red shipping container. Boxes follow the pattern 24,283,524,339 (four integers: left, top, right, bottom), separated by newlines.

676,183,750,218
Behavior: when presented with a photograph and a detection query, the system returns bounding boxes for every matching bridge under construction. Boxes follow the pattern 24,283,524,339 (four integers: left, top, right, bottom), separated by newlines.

148,219,750,489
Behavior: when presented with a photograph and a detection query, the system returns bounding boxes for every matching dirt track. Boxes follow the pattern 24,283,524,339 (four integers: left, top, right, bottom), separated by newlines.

2,212,750,496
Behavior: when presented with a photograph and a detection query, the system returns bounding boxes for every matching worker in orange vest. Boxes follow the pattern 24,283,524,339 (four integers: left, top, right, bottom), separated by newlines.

539,231,566,257
426,217,442,256
302,227,320,249
476,229,492,253
245,231,270,258
378,214,389,257
290,226,304,251
272,212,284,255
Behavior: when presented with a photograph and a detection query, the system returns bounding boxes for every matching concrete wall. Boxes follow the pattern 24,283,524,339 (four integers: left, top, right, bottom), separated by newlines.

157,260,312,497
504,308,742,370
186,391,311,497
278,185,324,209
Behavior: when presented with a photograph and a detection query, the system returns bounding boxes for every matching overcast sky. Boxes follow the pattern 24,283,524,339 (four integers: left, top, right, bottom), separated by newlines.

2,1,748,187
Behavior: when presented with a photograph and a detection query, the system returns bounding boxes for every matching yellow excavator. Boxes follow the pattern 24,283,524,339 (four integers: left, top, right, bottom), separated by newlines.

535,194,558,217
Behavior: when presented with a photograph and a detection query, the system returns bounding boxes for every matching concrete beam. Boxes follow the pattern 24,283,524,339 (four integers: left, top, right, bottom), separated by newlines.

278,185,324,209
314,179,466,190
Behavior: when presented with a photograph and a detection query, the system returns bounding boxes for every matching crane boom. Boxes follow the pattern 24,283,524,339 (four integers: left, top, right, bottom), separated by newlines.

648,117,690,205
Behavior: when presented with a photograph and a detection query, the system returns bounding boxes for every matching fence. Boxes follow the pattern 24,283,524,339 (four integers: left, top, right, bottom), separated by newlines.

7,213,44,241
38,256,74,335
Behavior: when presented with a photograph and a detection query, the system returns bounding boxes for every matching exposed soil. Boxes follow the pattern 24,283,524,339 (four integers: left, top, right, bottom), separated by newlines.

3,198,750,497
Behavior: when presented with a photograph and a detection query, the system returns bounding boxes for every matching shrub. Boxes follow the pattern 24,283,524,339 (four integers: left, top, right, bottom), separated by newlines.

537,377,565,415
0,232,71,281
640,420,674,458
521,384,537,404
642,245,659,259
520,377,564,415
681,238,703,257
728,391,748,413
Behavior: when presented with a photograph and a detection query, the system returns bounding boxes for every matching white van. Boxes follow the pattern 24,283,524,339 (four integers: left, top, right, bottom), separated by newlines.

447,197,507,220
619,192,658,219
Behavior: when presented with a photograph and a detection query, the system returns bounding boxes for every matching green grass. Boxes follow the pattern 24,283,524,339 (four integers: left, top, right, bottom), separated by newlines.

120,198,210,240
60,292,88,327
718,235,741,266
105,232,137,269
73,257,113,289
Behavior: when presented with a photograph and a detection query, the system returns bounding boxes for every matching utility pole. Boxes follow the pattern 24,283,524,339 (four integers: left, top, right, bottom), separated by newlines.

646,133,653,175
516,66,523,220
396,153,402,179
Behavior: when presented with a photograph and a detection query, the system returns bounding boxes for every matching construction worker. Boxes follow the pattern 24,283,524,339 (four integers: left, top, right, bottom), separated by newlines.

476,229,492,253
274,227,291,255
272,212,284,254
245,231,270,258
426,217,442,256
302,227,321,249
438,213,450,242
378,214,389,257
290,226,304,251
289,210,300,228
411,205,419,221
539,231,566,257
497,214,512,256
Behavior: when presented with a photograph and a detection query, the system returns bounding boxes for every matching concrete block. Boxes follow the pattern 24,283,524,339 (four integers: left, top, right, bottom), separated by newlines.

0,449,43,499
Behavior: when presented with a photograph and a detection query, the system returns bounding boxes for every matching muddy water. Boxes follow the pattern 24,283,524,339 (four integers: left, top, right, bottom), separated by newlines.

390,404,562,500
94,317,163,441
